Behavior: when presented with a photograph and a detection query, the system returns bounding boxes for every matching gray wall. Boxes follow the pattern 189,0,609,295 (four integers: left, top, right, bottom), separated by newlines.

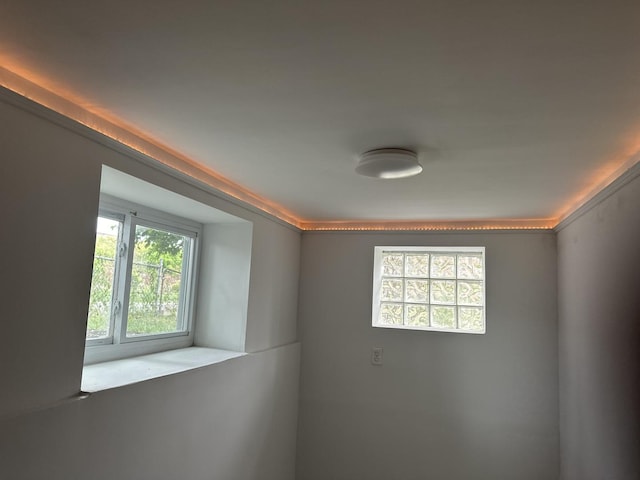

0,96,301,479
0,344,300,480
557,174,640,480
296,231,559,480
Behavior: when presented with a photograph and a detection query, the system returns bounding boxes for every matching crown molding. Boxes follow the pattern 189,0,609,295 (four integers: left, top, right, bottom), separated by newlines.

0,67,302,230
302,218,555,232
3,64,636,234
554,159,640,232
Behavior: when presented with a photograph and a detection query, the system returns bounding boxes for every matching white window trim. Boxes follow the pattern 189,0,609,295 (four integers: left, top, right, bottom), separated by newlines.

372,246,486,334
84,194,202,364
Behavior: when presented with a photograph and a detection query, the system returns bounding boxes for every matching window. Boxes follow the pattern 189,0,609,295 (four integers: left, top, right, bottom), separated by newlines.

372,246,485,333
86,195,200,359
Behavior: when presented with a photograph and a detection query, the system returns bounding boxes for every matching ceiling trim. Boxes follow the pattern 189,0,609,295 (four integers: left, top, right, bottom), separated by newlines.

0,65,302,228
2,63,635,233
553,149,640,225
302,219,555,231
555,158,640,232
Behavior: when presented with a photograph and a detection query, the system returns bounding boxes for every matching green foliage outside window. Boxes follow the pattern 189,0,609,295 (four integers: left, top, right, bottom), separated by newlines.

87,223,187,339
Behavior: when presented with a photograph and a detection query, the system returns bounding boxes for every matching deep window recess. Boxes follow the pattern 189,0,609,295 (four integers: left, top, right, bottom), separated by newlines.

86,196,200,356
372,246,486,334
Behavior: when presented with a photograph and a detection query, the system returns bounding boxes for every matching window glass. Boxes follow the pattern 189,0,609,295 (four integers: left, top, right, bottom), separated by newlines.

85,197,200,357
87,217,122,340
126,224,191,337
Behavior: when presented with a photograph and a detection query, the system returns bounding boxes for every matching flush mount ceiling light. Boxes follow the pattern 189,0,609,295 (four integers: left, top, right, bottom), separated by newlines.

355,148,423,179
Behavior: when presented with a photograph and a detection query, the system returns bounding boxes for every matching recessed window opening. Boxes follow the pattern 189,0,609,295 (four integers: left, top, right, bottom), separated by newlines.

83,166,253,371
372,246,486,334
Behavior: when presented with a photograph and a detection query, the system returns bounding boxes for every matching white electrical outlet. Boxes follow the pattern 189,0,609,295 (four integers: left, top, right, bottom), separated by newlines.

371,347,383,365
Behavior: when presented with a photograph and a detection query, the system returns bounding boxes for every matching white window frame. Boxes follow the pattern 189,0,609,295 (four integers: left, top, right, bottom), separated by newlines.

85,194,201,363
372,246,486,334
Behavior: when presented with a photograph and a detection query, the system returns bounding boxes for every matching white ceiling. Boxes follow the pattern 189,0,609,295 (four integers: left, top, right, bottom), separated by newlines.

2,0,640,223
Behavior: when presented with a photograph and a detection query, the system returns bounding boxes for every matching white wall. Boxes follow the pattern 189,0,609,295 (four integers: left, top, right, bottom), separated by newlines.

0,95,301,479
557,173,640,480
296,231,559,480
196,223,253,352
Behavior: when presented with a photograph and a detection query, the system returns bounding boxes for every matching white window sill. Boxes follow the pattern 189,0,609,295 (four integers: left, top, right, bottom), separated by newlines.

81,347,246,393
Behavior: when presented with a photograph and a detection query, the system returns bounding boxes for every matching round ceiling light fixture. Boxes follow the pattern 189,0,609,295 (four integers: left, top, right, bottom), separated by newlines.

355,148,422,179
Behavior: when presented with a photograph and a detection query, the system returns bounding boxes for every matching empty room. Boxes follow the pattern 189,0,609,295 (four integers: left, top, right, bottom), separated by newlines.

1,1,638,479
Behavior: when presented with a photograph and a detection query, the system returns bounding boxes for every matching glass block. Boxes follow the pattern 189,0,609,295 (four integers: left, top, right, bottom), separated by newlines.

405,304,429,327
430,280,456,304
405,253,429,277
379,303,403,325
381,279,403,302
431,306,456,329
459,307,484,331
457,281,483,306
431,254,456,278
405,279,429,303
457,254,483,280
382,253,404,277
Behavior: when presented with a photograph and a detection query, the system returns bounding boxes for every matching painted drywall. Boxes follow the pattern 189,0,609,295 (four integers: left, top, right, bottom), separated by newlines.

0,344,300,480
196,223,253,352
0,99,102,416
0,94,301,479
296,231,559,480
557,174,640,480
245,216,301,353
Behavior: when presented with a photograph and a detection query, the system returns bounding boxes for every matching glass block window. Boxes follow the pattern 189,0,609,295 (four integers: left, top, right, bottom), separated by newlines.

372,246,486,333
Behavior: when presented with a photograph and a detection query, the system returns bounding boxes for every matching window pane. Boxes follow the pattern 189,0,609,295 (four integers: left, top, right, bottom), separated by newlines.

457,281,483,306
459,307,484,331
382,253,404,276
381,279,403,301
431,306,456,329
379,303,403,325
126,225,190,337
405,253,429,277
405,304,429,327
430,254,456,278
405,279,429,303
430,280,456,304
87,217,121,340
457,254,483,280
